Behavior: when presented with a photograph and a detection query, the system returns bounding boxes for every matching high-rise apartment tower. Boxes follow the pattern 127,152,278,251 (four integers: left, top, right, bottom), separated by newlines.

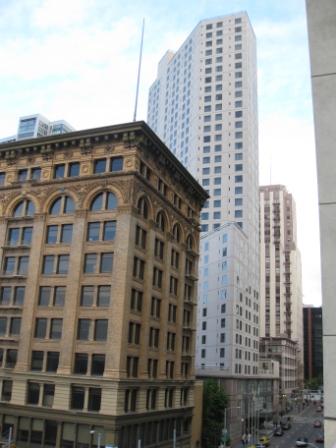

148,12,260,376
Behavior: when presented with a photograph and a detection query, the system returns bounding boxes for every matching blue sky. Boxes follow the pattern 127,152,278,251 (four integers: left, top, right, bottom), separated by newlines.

0,0,321,305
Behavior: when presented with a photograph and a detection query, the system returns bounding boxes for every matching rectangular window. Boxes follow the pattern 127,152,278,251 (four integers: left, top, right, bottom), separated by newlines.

46,352,59,372
10,317,21,335
54,164,65,179
6,349,17,368
57,255,69,274
88,387,101,411
94,319,108,341
149,327,160,348
39,286,51,306
14,286,25,305
68,162,80,177
46,226,58,244
91,354,105,375
54,286,65,306
31,167,41,180
94,159,106,174
133,257,145,280
43,255,54,274
74,353,88,374
77,319,91,340
135,225,147,249
4,257,15,274
84,254,96,273
153,267,163,289
87,222,100,241
60,224,73,244
150,297,161,319
8,228,19,246
1,380,12,402
110,157,123,172
18,169,28,182
97,285,110,307
18,256,29,275
154,238,164,259
35,318,47,338
0,287,11,306
0,172,5,185
103,221,116,241
100,253,113,273
81,286,94,306
42,384,55,407
71,386,85,409
130,289,143,312
50,319,62,339
27,382,40,405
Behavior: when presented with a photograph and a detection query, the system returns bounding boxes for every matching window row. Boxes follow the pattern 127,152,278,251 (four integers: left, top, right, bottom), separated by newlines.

0,286,25,306
41,252,114,275
9,157,123,185
0,317,21,337
11,191,118,218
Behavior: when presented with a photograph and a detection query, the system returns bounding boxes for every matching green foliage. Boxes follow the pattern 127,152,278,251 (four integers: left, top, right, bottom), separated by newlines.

305,375,323,390
202,379,229,448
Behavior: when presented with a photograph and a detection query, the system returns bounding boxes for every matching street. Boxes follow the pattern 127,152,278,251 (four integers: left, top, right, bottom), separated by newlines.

271,403,324,448
232,403,324,448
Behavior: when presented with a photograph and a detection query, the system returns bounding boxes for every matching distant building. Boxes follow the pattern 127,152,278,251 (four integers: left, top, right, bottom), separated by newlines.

0,121,207,448
303,306,323,382
1,114,74,142
306,0,336,444
259,185,303,394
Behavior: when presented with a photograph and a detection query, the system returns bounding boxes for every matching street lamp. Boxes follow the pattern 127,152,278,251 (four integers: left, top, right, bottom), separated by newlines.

90,430,102,448
221,406,240,447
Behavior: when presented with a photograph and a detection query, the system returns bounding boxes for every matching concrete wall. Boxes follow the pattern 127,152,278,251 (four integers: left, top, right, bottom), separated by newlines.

306,1,336,446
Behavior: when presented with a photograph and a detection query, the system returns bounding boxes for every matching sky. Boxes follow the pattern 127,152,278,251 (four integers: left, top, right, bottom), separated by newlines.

0,0,321,306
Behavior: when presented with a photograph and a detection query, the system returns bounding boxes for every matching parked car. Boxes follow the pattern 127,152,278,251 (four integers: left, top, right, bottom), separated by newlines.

259,436,270,446
315,434,324,443
314,420,322,428
316,406,322,412
274,427,284,436
296,437,308,447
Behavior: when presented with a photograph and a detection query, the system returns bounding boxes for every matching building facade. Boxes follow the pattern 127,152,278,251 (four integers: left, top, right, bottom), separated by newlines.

259,185,303,394
0,121,207,448
303,306,323,382
196,223,260,376
148,11,260,380
306,1,336,445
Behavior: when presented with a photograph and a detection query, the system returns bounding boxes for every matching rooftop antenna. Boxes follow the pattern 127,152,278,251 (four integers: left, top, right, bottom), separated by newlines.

133,18,145,122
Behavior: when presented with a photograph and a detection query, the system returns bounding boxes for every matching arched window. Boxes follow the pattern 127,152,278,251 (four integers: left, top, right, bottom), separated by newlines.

172,223,181,242
90,192,117,211
50,196,75,215
137,197,149,219
156,211,166,232
13,199,35,217
186,234,193,250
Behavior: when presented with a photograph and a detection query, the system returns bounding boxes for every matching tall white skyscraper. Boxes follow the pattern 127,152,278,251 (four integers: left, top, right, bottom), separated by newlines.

148,12,260,376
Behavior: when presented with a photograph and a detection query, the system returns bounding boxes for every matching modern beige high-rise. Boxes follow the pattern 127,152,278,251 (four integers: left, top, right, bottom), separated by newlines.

259,185,303,396
0,121,207,448
306,1,336,446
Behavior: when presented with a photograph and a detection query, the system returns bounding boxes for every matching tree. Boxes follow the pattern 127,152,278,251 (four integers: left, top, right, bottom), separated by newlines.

202,379,229,448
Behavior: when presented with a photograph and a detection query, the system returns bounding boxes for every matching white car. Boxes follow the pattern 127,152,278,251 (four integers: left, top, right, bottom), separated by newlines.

296,438,308,447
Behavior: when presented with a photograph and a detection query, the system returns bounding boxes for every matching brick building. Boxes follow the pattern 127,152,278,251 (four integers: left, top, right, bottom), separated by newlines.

0,121,207,448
